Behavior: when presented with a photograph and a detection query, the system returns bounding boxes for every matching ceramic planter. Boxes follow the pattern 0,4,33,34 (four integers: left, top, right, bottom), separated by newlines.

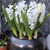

0,45,8,50
9,34,45,50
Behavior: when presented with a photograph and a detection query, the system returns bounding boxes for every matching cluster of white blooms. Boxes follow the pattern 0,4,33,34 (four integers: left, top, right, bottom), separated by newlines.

15,1,27,23
27,1,38,30
27,1,46,30
5,1,46,30
5,5,13,20
38,3,46,23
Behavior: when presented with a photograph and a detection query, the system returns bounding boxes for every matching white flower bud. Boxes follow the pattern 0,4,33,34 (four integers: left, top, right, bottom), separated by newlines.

8,5,13,9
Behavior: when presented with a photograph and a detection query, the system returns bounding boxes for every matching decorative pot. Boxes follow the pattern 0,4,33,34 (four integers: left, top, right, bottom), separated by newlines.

0,45,8,50
9,34,45,50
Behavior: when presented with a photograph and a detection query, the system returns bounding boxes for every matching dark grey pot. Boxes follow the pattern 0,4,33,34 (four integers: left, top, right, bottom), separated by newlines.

9,34,44,50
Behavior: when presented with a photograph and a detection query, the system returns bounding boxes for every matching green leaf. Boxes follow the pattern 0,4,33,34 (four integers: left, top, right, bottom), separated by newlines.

36,13,50,28
0,42,1,44
34,12,41,27
13,8,18,26
20,24,24,34
34,28,38,39
2,5,17,36
13,6,24,38
21,11,32,39
13,3,16,9
21,11,30,33
2,5,11,23
17,14,21,30
4,42,7,45
32,13,41,33
13,6,20,31
13,5,24,39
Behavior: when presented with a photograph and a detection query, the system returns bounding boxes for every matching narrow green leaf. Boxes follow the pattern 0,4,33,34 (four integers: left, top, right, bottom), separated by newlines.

4,42,7,45
21,11,32,39
13,8,18,26
2,5,17,36
21,11,30,33
32,13,41,33
13,6,20,32
36,13,50,28
34,12,41,27
2,5,11,23
20,24,24,33
19,24,24,39
17,14,21,30
34,28,38,39
13,3,16,8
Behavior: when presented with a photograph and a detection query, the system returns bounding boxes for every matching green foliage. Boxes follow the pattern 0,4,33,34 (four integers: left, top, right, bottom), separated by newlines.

0,35,9,48
34,12,41,27
21,11,32,39
2,4,50,39
13,4,24,39
2,5,17,36
0,40,7,48
36,13,50,29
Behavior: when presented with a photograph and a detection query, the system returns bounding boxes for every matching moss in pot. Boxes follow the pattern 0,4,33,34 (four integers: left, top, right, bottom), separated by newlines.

2,1,50,50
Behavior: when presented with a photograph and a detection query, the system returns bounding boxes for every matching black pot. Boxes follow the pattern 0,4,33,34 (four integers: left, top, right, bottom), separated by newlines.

9,35,44,50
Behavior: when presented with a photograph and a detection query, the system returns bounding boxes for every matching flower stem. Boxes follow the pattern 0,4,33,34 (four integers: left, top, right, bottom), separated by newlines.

12,28,17,36
19,32,23,39
28,34,32,40
34,28,38,39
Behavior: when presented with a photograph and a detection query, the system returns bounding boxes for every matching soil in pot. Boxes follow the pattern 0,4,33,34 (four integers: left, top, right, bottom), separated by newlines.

0,45,8,50
9,32,44,50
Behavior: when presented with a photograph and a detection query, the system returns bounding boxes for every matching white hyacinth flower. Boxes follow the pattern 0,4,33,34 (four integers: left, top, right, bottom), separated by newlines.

27,1,38,30
29,1,37,8
15,1,27,23
8,5,13,9
5,1,46,31
5,5,13,21
27,1,46,30
38,3,46,23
